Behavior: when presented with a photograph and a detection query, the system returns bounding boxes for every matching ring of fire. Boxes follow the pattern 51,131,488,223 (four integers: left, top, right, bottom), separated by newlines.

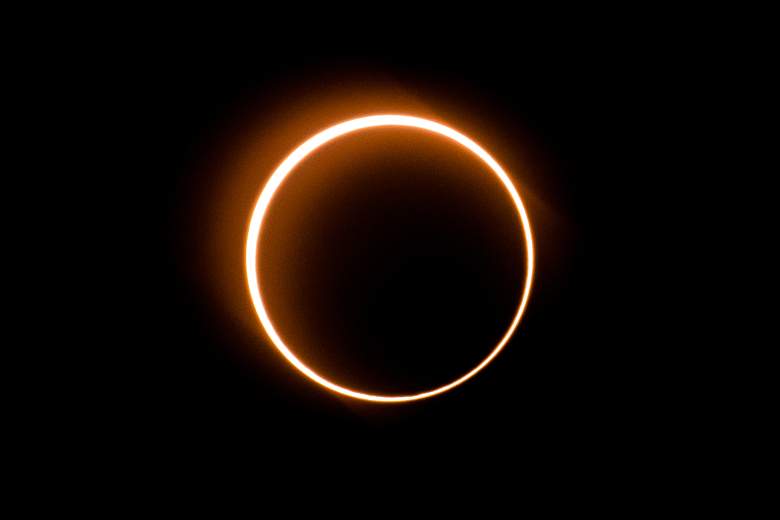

246,115,534,402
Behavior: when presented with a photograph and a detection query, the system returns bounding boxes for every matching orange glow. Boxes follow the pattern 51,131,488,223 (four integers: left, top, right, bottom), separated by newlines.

246,115,534,402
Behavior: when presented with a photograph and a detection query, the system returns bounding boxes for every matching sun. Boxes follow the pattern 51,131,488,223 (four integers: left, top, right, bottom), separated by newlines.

246,115,534,402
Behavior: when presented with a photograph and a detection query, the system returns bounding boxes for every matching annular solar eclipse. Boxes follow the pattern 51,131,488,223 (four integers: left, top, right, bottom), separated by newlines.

246,115,534,402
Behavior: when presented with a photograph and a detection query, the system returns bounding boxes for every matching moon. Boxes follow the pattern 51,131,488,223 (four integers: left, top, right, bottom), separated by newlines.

246,115,534,402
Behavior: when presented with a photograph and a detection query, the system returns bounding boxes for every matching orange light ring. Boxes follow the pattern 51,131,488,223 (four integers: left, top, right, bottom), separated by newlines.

246,115,534,402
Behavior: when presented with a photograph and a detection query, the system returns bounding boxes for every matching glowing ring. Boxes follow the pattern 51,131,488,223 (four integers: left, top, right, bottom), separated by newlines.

246,115,534,402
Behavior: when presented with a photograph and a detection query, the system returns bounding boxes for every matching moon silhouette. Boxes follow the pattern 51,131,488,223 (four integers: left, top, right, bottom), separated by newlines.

246,115,534,402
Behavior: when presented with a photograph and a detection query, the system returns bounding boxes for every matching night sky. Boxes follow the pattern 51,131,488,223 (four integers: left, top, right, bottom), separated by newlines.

59,18,698,486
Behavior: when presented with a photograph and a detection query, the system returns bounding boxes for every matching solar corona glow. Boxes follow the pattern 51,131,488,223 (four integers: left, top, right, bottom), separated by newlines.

246,115,534,402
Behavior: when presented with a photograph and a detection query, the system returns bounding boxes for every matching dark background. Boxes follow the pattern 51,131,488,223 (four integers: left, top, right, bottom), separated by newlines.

53,17,708,484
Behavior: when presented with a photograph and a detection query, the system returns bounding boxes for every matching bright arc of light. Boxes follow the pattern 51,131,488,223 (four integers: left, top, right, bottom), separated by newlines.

246,114,534,403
